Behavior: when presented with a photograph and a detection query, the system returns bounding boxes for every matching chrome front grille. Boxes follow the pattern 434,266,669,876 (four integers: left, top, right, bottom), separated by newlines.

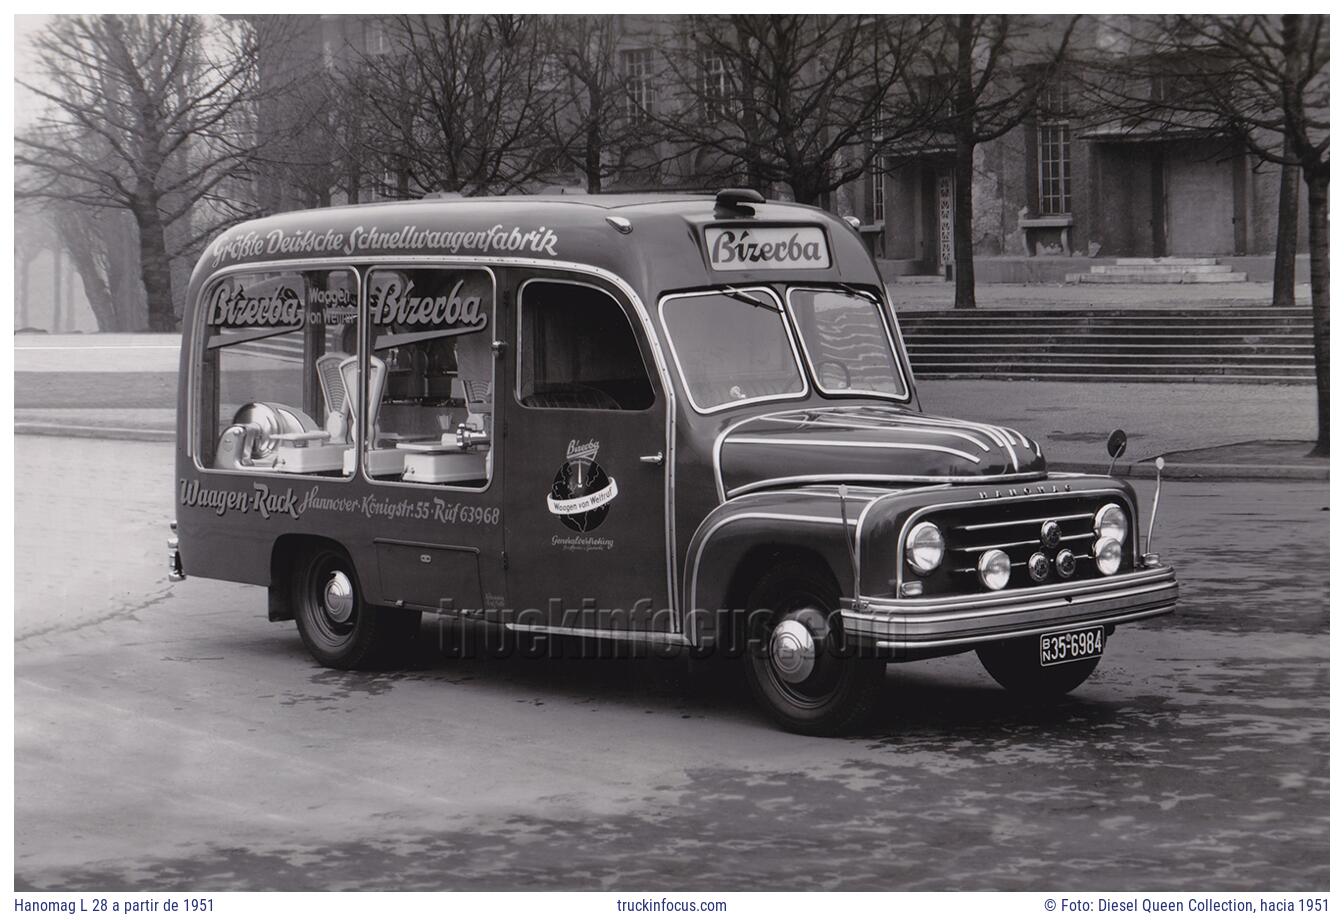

909,495,1134,596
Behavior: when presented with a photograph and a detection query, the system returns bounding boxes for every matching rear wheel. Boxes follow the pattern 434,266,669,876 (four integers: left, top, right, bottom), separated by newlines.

976,636,1101,699
292,546,419,669
742,564,884,736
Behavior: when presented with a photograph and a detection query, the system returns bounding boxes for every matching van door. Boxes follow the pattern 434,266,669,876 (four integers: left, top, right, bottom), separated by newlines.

503,274,671,636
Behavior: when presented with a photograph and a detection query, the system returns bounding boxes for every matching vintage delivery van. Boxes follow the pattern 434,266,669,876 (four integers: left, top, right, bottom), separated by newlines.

171,189,1178,734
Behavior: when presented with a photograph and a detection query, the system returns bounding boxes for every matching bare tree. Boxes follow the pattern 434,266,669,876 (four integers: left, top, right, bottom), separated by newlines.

346,15,561,197
920,15,1077,309
1077,15,1329,454
15,15,264,331
656,15,938,206
51,203,148,332
544,15,661,193
1272,157,1301,307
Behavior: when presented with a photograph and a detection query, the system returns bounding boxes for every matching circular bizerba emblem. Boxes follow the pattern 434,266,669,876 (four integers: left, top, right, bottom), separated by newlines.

547,443,618,533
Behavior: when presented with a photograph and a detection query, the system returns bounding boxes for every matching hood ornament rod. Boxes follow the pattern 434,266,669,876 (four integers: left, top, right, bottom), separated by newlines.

1146,456,1166,559
838,485,864,610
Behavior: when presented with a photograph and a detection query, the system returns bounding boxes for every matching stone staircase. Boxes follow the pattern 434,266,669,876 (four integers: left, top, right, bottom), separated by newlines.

899,307,1314,383
1065,257,1249,284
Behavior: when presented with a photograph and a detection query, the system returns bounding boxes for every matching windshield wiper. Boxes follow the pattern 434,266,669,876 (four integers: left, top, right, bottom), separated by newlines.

720,287,780,312
838,282,880,304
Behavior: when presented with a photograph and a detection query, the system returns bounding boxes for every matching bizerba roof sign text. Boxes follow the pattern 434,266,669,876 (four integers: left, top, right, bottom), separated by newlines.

705,225,830,271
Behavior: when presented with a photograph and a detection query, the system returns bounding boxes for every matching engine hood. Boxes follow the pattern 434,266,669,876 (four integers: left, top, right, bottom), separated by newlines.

715,405,1047,499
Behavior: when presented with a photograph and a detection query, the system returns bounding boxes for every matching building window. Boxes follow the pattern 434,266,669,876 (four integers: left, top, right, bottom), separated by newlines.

1038,124,1071,214
621,48,654,121
701,52,728,119
1037,76,1072,215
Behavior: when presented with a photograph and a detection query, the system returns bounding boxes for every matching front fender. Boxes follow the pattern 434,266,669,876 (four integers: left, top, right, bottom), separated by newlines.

681,491,859,647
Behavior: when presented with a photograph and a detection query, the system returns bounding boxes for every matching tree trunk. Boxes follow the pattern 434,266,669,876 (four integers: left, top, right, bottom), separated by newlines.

585,117,603,193
1272,160,1300,306
952,15,977,309
1305,170,1328,457
952,135,977,308
134,202,178,332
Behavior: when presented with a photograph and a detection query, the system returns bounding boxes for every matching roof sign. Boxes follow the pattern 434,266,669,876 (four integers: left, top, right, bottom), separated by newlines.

704,226,830,271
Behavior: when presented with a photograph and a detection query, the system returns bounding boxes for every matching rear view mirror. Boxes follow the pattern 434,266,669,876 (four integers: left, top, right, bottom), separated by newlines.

1106,429,1128,460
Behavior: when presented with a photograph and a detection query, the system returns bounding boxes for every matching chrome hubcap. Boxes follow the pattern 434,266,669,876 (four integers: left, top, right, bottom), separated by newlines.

770,618,817,684
322,570,355,624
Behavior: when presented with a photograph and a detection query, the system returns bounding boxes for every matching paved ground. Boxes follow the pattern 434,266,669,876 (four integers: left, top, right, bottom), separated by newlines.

14,436,1329,890
917,378,1319,469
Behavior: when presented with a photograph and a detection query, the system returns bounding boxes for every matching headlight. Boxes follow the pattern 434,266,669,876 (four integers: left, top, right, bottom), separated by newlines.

1093,537,1122,576
1094,503,1127,544
977,549,1011,591
905,521,944,574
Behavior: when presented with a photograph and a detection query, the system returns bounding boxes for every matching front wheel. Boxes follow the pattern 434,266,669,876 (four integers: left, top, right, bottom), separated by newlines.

742,565,884,736
292,546,420,669
976,636,1101,699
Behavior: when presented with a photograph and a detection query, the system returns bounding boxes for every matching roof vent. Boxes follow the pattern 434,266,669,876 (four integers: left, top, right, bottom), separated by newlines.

714,188,765,219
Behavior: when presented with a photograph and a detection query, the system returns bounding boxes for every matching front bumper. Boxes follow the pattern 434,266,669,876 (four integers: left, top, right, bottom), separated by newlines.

843,565,1177,653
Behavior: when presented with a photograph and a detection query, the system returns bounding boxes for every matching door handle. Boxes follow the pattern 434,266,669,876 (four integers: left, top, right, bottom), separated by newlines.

639,452,665,466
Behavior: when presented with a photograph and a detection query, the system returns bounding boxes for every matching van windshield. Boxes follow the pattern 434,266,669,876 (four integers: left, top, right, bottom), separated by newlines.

659,288,806,413
659,285,909,413
785,287,909,400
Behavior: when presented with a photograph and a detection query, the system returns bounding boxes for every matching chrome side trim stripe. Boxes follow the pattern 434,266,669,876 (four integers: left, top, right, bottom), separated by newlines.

504,623,690,645
722,471,1042,500
725,436,981,464
771,413,993,451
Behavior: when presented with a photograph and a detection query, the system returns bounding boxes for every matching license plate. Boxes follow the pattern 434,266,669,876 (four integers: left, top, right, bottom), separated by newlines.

1039,626,1105,666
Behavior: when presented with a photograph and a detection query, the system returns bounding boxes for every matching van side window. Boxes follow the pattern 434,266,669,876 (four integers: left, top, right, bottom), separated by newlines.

364,267,495,487
194,269,356,475
517,280,655,411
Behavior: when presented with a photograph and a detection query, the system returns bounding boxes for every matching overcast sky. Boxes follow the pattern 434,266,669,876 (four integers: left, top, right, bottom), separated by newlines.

14,15,51,128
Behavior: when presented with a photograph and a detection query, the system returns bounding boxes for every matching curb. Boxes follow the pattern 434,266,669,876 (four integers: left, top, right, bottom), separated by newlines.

16,423,175,443
1057,459,1327,482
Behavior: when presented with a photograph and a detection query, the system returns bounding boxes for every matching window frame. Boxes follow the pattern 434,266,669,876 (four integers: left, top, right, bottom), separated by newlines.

358,262,500,494
700,51,728,120
1036,74,1073,216
513,276,659,414
620,47,655,122
189,264,362,483
784,285,911,403
657,286,809,416
1037,122,1072,216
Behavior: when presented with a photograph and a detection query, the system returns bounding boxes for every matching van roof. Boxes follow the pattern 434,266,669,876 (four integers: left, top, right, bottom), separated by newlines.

189,192,884,302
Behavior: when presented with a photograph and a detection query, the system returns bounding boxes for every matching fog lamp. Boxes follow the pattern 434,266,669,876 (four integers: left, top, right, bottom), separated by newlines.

1056,548,1077,578
977,549,1011,591
1094,503,1127,544
1093,537,1122,576
905,521,945,574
